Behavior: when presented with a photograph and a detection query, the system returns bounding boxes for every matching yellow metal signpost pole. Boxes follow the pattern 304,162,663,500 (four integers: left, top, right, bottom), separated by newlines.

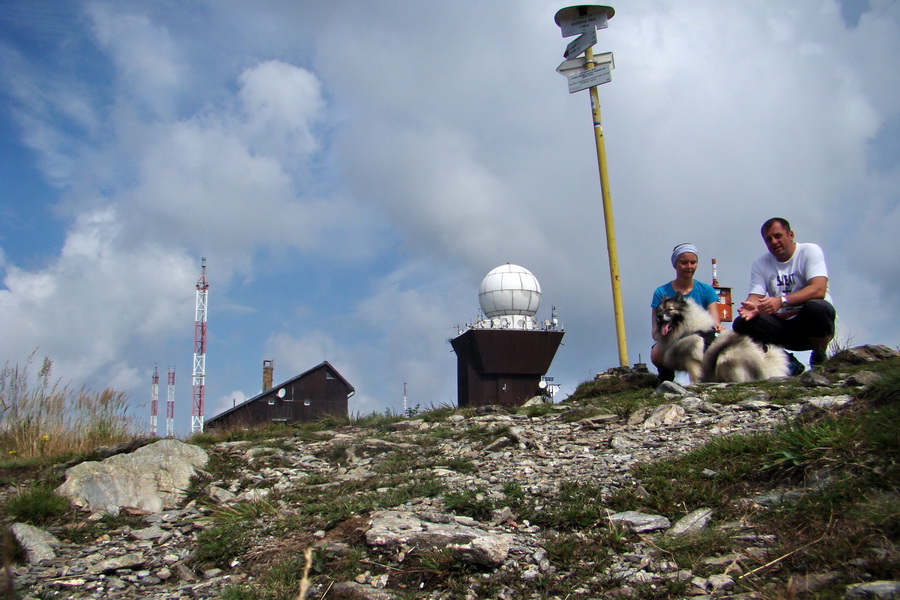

585,46,628,366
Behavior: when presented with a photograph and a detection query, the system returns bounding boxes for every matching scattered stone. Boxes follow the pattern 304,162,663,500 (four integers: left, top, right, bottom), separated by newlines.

843,371,882,387
707,573,735,591
655,381,688,396
10,523,60,564
57,439,209,512
206,484,237,503
806,395,855,410
735,398,777,410
800,370,832,386
844,580,900,599
643,404,685,428
607,511,671,533
365,510,509,566
667,508,714,537
831,345,900,365
87,552,146,574
329,581,401,599
788,571,841,594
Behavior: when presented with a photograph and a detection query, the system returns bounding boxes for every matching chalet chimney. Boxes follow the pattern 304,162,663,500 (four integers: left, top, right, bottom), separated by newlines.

263,360,274,391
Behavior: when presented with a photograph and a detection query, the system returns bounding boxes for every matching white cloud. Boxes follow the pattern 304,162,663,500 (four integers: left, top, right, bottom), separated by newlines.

1,0,898,435
88,3,188,119
238,60,325,159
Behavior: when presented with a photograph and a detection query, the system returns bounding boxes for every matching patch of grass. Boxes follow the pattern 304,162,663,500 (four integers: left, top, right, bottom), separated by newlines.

282,473,444,530
610,432,774,518
543,531,611,570
565,387,664,420
194,501,280,567
862,363,900,406
442,487,496,521
430,456,476,474
765,417,859,478
558,404,615,423
517,403,556,418
419,403,460,423
527,481,609,530
651,528,736,570
315,440,351,466
1,483,70,524
567,369,656,402
851,490,900,538
462,423,511,445
384,547,488,597
189,423,296,447
501,480,610,531
195,519,255,568
376,449,439,475
703,385,754,405
222,550,313,600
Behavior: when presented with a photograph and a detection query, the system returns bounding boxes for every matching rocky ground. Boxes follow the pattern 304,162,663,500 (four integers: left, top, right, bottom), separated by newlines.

3,345,899,600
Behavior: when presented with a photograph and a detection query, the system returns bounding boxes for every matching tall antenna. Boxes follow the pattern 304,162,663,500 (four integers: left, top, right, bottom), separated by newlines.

403,382,408,419
191,257,209,434
166,367,175,438
149,365,159,436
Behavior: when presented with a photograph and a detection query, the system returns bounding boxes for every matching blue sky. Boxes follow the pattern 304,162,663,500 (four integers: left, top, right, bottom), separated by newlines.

1,0,898,436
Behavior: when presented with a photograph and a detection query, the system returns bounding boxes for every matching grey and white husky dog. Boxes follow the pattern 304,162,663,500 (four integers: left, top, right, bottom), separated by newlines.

653,292,788,383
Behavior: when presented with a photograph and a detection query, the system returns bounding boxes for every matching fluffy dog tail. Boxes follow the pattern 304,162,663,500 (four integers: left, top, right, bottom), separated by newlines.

702,333,789,383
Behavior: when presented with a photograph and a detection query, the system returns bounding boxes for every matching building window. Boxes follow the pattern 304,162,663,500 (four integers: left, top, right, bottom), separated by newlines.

326,371,335,379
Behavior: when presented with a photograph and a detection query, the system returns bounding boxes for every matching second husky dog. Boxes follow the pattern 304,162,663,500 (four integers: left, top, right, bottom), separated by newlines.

653,293,788,383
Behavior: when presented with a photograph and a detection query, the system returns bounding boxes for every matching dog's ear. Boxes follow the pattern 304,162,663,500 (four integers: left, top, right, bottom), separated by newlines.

674,291,684,301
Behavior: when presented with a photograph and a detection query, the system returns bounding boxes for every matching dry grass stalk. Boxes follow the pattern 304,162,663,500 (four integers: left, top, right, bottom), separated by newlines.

0,356,135,460
296,547,312,600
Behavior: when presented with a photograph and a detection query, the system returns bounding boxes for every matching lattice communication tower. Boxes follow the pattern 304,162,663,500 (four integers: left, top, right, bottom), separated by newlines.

149,365,159,436
191,257,209,434
166,368,175,438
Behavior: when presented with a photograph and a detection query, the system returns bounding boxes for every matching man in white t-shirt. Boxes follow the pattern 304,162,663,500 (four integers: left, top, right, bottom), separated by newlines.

733,218,836,372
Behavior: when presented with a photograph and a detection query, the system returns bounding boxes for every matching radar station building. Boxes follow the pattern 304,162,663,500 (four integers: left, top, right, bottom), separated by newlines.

450,264,564,408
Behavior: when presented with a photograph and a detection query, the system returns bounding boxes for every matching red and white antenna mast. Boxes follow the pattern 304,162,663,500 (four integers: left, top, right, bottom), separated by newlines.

191,257,209,434
166,367,175,438
149,365,159,436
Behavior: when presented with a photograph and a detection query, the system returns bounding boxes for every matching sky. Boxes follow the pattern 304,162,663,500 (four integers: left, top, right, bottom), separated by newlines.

1,0,898,436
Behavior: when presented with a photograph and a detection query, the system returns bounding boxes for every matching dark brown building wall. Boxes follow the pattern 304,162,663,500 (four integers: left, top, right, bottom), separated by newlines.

450,329,564,408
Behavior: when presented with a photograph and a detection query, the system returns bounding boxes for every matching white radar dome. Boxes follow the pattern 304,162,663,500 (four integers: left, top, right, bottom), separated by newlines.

479,264,542,318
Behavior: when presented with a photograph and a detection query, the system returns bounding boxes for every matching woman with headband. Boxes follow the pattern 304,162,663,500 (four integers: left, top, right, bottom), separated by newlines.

650,243,724,382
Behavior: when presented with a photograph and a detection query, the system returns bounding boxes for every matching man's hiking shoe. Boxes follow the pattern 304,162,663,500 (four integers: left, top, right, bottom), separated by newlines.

810,349,827,368
786,352,805,376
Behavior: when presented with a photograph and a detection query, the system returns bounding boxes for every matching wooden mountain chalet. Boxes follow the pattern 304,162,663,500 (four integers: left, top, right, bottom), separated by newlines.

206,361,354,429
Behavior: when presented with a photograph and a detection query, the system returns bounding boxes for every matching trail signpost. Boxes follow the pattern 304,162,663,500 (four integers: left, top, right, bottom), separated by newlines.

553,3,628,367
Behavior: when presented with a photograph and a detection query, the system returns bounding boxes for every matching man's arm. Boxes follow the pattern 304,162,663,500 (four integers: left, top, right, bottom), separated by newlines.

784,275,828,304
745,276,828,317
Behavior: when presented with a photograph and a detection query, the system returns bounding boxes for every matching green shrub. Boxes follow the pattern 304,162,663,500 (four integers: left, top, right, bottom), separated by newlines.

2,483,70,524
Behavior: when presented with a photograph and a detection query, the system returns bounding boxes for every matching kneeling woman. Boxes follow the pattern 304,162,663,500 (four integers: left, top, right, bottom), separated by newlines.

650,243,723,382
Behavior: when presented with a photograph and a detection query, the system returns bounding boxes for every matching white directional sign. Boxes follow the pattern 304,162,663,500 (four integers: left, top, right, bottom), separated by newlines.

563,28,596,59
556,6,615,37
557,53,615,78
567,63,611,93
